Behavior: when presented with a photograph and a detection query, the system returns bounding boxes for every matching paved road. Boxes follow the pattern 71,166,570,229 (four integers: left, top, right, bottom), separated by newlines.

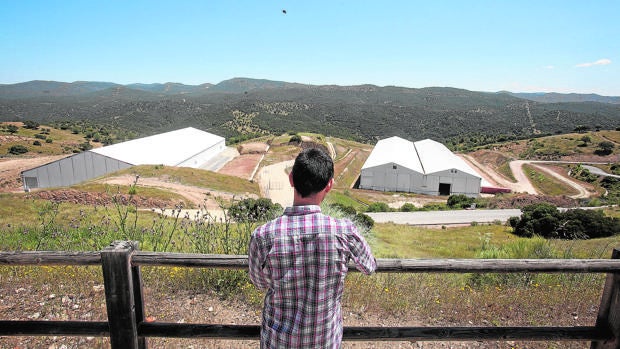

367,209,522,225
583,165,620,179
367,206,606,225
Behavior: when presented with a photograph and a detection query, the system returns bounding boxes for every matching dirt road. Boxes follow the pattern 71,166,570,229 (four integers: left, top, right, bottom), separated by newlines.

460,155,591,198
256,160,294,208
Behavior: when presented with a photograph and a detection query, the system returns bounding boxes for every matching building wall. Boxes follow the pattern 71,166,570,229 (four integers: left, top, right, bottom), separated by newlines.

176,139,226,168
360,163,424,192
424,169,481,197
21,152,132,190
360,165,481,196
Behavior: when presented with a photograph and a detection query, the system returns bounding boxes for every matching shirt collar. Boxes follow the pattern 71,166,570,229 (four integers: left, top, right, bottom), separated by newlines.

283,205,322,216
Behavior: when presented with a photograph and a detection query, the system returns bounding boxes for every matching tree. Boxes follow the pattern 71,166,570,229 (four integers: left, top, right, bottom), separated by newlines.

6,124,18,134
510,203,620,239
573,125,590,133
579,135,591,146
8,145,28,155
22,120,40,130
595,141,615,156
228,198,283,222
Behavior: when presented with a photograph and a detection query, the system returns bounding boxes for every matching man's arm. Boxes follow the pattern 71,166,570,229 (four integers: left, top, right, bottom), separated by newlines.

346,223,377,275
248,233,271,290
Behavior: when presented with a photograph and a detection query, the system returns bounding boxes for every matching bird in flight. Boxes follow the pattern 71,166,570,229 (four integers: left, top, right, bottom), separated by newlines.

282,9,287,14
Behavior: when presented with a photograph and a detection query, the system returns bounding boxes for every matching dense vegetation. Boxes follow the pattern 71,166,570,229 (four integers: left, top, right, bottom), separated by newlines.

2,79,619,149
509,203,620,239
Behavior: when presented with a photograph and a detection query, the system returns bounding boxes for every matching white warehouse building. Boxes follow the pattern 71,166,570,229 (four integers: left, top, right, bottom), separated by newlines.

21,127,226,191
359,136,483,197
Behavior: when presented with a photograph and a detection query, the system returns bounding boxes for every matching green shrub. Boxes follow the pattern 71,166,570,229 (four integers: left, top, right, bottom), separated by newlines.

447,194,475,209
8,145,28,155
366,202,391,212
510,203,620,239
228,197,283,222
400,203,416,212
354,213,375,231
328,203,357,215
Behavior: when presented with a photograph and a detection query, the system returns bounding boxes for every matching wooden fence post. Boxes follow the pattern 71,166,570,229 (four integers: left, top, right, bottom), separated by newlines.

102,241,145,349
592,248,620,349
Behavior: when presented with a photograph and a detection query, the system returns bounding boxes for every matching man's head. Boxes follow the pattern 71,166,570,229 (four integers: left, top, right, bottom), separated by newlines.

290,148,334,198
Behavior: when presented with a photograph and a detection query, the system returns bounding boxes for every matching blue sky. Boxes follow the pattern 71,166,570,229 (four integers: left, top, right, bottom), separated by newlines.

1,1,619,95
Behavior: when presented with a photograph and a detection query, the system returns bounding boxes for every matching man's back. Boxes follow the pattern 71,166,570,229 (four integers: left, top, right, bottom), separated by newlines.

249,205,376,348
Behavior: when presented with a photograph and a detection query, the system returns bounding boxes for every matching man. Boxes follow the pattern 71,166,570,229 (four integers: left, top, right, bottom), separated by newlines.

249,148,376,348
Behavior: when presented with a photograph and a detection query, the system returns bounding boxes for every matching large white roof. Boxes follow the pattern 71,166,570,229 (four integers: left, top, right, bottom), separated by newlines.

91,127,224,166
361,136,424,172
362,136,482,179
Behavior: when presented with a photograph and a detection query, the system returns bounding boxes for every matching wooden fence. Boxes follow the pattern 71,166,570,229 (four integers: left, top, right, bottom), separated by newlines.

1,240,620,348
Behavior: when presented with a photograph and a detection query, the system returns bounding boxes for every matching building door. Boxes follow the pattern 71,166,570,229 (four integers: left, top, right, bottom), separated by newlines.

439,183,451,196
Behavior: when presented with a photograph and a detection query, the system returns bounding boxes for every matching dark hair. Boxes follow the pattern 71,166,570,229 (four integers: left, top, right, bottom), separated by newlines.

291,148,334,197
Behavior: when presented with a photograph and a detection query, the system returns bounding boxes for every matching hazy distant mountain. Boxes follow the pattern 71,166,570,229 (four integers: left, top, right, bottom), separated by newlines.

508,92,620,104
126,82,213,95
1,78,619,144
207,77,308,93
0,80,120,99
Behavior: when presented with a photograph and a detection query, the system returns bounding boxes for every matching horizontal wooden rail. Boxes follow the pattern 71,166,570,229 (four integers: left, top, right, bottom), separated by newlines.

131,252,620,273
0,251,101,265
0,320,109,336
0,320,611,342
4,251,620,273
137,323,611,341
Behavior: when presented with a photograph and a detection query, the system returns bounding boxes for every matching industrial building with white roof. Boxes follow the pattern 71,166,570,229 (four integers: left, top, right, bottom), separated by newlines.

359,136,486,197
21,127,226,190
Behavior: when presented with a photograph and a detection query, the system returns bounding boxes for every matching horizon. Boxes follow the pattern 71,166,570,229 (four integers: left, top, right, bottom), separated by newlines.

1,1,618,95
3,78,620,97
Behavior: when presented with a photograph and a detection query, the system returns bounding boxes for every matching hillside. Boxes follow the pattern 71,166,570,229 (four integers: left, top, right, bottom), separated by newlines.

1,79,619,145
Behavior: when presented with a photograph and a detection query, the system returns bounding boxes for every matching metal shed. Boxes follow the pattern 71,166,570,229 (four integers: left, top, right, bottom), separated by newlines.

359,136,483,197
21,127,226,191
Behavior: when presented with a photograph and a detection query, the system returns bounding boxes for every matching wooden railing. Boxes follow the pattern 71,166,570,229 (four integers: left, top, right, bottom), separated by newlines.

1,241,620,348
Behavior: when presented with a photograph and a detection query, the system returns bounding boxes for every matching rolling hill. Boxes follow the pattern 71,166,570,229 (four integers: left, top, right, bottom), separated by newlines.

1,79,619,144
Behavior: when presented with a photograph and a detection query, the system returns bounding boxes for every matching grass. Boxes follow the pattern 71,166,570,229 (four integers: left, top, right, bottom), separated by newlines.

75,182,191,204
523,164,579,196
496,157,517,182
0,122,94,156
372,223,518,258
113,165,259,195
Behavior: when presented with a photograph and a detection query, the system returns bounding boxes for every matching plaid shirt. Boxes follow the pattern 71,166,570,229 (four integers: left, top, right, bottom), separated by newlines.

249,205,376,349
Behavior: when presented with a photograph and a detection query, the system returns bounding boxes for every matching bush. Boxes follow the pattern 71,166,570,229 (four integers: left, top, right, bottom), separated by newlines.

34,134,46,140
289,134,302,143
447,194,475,209
400,203,416,212
510,203,620,239
22,120,39,130
33,140,41,146
354,213,374,231
328,203,357,215
228,198,283,222
595,141,615,156
366,202,391,212
8,145,28,155
45,138,53,143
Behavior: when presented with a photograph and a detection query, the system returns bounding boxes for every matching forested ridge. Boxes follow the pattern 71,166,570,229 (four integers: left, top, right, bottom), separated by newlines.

1,78,619,146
